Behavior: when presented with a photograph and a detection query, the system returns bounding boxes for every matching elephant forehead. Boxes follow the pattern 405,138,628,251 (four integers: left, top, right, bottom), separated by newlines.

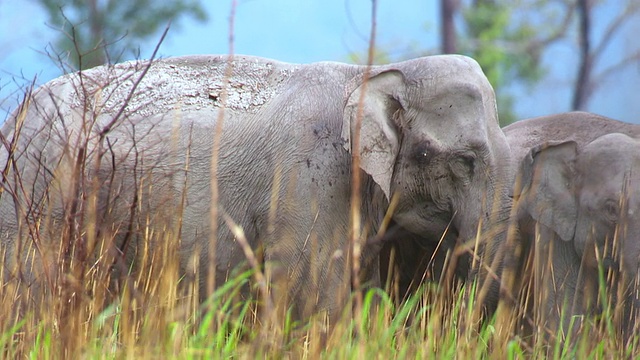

396,54,493,92
578,135,640,182
391,55,496,110
581,133,638,158
579,159,640,214
400,62,498,134
402,85,492,147
578,160,640,195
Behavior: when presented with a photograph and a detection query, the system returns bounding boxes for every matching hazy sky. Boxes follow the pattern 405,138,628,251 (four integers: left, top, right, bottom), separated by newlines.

1,0,638,123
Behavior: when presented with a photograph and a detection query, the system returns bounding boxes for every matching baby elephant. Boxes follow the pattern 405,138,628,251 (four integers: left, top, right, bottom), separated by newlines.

504,112,640,343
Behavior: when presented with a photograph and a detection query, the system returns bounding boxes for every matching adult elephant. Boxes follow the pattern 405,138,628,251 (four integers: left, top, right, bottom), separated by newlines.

503,111,640,342
0,54,510,324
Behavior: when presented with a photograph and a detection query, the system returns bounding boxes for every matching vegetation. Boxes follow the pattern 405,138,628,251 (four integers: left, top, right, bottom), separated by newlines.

2,2,640,359
1,239,638,358
459,0,545,125
37,0,207,70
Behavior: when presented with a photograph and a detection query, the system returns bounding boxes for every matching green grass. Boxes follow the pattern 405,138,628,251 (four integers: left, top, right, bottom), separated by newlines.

2,257,636,360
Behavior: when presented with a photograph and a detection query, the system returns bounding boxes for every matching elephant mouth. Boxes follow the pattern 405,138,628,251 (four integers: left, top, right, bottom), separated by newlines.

377,219,461,257
392,209,456,241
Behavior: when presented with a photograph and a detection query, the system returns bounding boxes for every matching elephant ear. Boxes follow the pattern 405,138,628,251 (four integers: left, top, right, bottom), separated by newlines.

341,69,406,200
514,141,578,242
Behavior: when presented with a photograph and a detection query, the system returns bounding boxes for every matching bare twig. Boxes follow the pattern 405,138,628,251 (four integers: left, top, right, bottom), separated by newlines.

593,50,640,85
350,0,377,332
536,0,577,48
97,24,170,139
220,211,275,320
591,2,640,63
208,0,237,300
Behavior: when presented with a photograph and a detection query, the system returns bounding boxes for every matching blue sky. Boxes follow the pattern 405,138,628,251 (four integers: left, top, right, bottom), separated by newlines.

1,0,638,123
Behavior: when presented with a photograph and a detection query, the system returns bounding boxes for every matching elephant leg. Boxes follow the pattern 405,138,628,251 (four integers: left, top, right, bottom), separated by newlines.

259,204,352,327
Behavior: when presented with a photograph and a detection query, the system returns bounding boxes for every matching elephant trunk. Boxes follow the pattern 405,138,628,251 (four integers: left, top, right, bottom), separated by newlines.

455,174,514,316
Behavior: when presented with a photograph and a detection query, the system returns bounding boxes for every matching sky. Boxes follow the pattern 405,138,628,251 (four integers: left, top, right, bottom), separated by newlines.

0,0,638,123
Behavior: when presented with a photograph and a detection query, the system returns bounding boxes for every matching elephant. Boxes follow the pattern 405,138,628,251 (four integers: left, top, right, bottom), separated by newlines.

0,54,510,325
503,111,640,343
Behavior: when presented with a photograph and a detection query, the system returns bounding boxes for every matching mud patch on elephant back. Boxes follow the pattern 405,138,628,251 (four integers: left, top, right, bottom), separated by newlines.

61,56,298,119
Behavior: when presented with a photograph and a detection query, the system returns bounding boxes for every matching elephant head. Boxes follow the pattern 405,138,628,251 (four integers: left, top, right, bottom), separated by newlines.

341,55,512,303
514,133,640,338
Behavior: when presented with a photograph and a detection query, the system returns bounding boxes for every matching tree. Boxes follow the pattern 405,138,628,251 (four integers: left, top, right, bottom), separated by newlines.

572,0,640,110
38,0,207,70
572,0,592,110
441,0,458,54
436,1,573,125
456,0,579,125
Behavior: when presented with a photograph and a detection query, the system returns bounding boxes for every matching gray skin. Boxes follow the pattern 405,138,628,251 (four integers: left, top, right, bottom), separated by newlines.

504,111,640,341
0,54,510,323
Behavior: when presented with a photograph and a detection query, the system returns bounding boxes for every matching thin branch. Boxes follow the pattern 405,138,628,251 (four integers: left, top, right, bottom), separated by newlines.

350,0,378,332
208,0,237,301
591,3,640,63
592,49,640,86
97,24,170,139
343,0,368,43
536,0,577,48
220,212,274,316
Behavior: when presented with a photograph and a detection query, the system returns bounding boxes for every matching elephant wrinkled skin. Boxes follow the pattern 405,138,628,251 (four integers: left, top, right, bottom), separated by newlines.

504,111,640,341
0,54,509,323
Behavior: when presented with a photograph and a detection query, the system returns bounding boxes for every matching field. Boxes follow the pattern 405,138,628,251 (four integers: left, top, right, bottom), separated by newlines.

0,252,638,358
1,24,639,360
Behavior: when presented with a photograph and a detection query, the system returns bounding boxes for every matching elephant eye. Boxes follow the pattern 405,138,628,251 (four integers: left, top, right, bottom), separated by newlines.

459,154,476,174
448,153,476,181
604,199,620,221
413,142,436,164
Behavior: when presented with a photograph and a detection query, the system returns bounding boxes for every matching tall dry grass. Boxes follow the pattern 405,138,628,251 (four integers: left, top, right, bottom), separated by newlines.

0,180,638,359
